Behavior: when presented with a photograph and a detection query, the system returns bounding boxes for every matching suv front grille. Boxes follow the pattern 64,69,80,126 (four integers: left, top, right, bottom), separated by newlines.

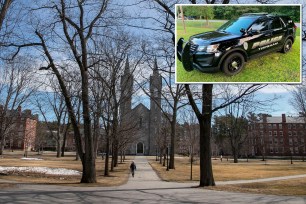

190,43,198,54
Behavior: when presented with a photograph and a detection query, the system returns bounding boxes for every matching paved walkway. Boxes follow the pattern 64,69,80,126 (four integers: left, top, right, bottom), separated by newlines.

0,156,305,203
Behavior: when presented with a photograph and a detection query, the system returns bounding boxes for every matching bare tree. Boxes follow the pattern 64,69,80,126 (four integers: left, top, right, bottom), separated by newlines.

0,57,36,155
90,31,143,174
290,85,306,122
185,84,267,186
33,77,69,158
25,0,112,183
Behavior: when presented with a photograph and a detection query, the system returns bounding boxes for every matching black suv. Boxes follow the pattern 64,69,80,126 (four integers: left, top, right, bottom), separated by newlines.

177,13,297,76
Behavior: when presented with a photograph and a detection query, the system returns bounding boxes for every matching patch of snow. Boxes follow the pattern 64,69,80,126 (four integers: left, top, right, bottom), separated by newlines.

21,157,43,161
0,166,81,176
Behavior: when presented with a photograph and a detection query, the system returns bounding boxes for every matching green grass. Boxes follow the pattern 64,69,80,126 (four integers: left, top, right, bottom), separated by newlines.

176,20,301,83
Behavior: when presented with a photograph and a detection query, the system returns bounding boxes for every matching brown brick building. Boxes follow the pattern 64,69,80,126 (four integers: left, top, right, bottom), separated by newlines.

248,114,306,156
3,106,38,152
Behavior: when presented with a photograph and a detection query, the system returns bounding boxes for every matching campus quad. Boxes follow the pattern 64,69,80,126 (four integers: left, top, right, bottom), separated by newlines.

177,13,297,76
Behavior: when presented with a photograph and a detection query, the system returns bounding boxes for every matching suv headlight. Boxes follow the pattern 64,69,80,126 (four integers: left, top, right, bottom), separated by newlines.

206,44,220,53
197,45,206,52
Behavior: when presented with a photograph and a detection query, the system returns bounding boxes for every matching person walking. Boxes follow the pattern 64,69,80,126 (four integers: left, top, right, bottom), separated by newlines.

130,161,136,177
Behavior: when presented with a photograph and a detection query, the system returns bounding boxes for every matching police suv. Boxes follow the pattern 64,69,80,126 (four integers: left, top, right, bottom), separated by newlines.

177,13,297,76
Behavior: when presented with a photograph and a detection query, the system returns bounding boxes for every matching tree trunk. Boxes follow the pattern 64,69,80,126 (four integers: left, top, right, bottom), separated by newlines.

199,84,215,187
104,135,110,176
114,142,118,167
163,153,166,166
169,91,178,169
80,68,96,183
233,147,238,163
61,123,70,157
169,105,177,169
111,144,114,172
159,150,162,164
56,138,61,158
199,119,215,186
93,115,100,160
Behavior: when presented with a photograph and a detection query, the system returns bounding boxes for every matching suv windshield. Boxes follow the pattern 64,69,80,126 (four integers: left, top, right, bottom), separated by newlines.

217,17,257,35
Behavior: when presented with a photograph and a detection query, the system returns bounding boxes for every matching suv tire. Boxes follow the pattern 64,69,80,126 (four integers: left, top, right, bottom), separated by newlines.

222,53,245,76
281,38,292,53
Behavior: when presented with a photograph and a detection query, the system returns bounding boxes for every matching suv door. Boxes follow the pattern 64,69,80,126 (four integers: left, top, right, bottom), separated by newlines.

270,17,286,50
246,18,271,56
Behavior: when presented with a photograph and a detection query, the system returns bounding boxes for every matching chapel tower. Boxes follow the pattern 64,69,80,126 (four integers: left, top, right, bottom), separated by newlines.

148,58,162,155
120,57,133,120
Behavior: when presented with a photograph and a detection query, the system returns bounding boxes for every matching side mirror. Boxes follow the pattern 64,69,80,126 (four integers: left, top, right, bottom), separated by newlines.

240,28,246,34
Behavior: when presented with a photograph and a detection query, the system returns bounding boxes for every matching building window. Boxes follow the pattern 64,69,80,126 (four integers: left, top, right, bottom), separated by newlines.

18,141,21,147
294,137,298,145
274,138,278,145
269,131,272,136
280,138,283,144
280,147,284,153
268,124,272,129
302,138,305,144
260,131,263,136
289,138,292,145
270,148,273,153
275,148,278,153
290,147,293,153
279,124,282,129
300,124,303,128
288,124,292,129
293,124,296,129
288,131,292,137
269,139,273,145
293,131,297,137
295,147,299,153
279,131,283,137
260,124,263,129
273,124,277,129
273,131,277,137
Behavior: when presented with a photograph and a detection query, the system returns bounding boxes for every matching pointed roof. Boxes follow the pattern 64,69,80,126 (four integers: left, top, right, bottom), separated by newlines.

153,56,158,75
132,103,150,112
124,56,130,75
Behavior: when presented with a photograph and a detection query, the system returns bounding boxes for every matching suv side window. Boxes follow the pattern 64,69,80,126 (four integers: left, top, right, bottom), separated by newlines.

271,18,282,29
249,19,269,32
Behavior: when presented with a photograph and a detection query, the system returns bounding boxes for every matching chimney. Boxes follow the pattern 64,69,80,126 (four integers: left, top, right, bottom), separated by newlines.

282,114,286,123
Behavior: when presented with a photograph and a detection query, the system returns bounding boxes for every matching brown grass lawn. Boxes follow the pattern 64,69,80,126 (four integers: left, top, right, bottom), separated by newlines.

148,156,306,182
208,178,306,196
0,150,132,187
149,156,306,196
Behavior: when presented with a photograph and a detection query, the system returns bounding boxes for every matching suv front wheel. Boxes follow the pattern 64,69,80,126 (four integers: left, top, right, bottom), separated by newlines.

281,39,292,53
222,52,245,76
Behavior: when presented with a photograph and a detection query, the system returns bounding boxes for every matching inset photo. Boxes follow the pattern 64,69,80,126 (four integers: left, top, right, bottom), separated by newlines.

175,5,302,83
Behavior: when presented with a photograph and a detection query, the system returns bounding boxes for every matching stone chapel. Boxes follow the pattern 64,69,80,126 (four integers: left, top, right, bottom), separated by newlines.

120,58,162,155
